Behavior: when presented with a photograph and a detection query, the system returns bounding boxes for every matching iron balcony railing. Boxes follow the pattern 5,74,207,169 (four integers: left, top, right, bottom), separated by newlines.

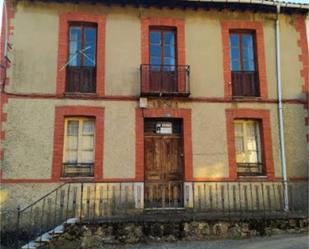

237,163,264,176
140,64,190,96
65,66,96,93
62,163,94,177
232,71,259,97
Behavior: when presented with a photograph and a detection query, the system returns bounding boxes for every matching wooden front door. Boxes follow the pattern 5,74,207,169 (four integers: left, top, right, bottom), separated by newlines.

144,119,184,208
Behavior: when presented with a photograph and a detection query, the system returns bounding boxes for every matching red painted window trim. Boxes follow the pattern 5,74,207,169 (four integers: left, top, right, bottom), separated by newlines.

52,106,104,181
56,13,106,96
221,21,268,99
225,109,274,180
135,108,193,181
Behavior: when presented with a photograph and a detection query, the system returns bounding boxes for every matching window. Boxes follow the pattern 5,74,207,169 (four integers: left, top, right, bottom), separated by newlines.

62,117,95,177
229,31,259,97
140,18,189,96
147,28,178,93
66,23,97,93
234,120,263,176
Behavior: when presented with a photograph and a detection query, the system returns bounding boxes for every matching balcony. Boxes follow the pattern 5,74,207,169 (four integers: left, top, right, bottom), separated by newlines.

232,71,259,97
66,67,96,94
140,64,190,97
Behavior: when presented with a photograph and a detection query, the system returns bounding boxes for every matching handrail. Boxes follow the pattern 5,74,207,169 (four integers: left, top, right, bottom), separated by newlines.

19,183,67,213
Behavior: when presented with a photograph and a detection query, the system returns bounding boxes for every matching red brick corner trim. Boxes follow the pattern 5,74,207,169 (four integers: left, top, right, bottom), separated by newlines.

295,16,309,143
221,21,268,99
136,108,193,181
0,1,14,171
52,106,104,181
56,13,106,96
225,109,274,180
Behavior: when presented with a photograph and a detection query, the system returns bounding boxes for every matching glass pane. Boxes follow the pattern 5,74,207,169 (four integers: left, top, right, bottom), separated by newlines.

235,136,244,153
164,31,175,45
231,47,240,60
247,137,257,150
234,123,243,136
164,57,175,66
150,45,161,57
67,121,79,135
84,53,96,67
164,45,175,58
236,152,246,163
83,120,95,135
231,60,241,71
67,136,78,150
66,151,78,163
82,136,94,150
68,53,81,67
69,27,81,66
84,27,96,42
229,34,239,48
243,60,255,71
150,31,161,44
242,34,253,48
84,27,97,67
150,57,161,66
247,151,258,163
70,27,81,42
246,122,257,137
82,151,94,163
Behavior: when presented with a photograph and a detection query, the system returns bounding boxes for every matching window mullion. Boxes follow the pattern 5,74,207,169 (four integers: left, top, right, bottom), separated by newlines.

239,33,244,71
80,25,84,67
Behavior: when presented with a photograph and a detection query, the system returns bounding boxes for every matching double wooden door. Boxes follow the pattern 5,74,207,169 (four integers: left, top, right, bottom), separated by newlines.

144,120,184,208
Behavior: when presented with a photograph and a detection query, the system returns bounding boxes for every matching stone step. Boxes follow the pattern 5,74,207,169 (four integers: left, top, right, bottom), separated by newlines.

35,232,51,242
48,224,65,235
21,241,39,249
65,217,79,224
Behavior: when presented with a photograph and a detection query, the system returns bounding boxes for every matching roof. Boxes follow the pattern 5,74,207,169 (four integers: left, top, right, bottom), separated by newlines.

15,0,309,14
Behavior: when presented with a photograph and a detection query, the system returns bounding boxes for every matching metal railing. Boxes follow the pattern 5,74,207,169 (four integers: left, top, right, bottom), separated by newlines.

62,163,94,177
192,181,308,215
140,64,190,96
10,180,308,248
144,181,184,209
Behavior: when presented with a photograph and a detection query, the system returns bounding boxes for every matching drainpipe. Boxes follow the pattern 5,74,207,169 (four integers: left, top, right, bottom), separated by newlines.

275,4,289,211
1,0,8,93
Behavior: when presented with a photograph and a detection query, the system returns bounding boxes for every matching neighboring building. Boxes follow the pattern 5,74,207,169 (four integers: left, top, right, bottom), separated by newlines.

0,0,308,227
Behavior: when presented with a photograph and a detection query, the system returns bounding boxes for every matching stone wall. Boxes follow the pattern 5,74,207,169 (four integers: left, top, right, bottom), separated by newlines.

39,218,308,249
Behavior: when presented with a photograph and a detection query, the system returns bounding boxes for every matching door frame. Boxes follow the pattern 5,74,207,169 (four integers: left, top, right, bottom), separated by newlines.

143,118,184,208
135,108,193,182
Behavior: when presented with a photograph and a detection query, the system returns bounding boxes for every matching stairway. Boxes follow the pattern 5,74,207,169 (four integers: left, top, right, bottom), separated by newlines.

21,218,78,249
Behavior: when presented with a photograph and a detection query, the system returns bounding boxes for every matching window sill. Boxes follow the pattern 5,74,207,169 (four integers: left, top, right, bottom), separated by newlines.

64,92,97,97
232,96,262,101
60,176,95,183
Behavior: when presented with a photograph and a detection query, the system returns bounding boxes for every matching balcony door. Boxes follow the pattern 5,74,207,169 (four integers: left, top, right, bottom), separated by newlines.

149,29,177,93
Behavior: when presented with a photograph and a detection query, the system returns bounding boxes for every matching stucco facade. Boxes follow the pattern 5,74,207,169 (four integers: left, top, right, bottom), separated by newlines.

0,0,308,215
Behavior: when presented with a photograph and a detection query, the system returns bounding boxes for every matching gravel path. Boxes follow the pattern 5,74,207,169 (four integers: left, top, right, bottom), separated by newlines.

99,234,309,249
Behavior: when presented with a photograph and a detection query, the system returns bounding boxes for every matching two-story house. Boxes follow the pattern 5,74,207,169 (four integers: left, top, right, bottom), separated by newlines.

0,0,308,231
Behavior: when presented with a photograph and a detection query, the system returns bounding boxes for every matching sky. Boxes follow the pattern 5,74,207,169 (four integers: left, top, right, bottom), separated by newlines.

0,0,307,36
